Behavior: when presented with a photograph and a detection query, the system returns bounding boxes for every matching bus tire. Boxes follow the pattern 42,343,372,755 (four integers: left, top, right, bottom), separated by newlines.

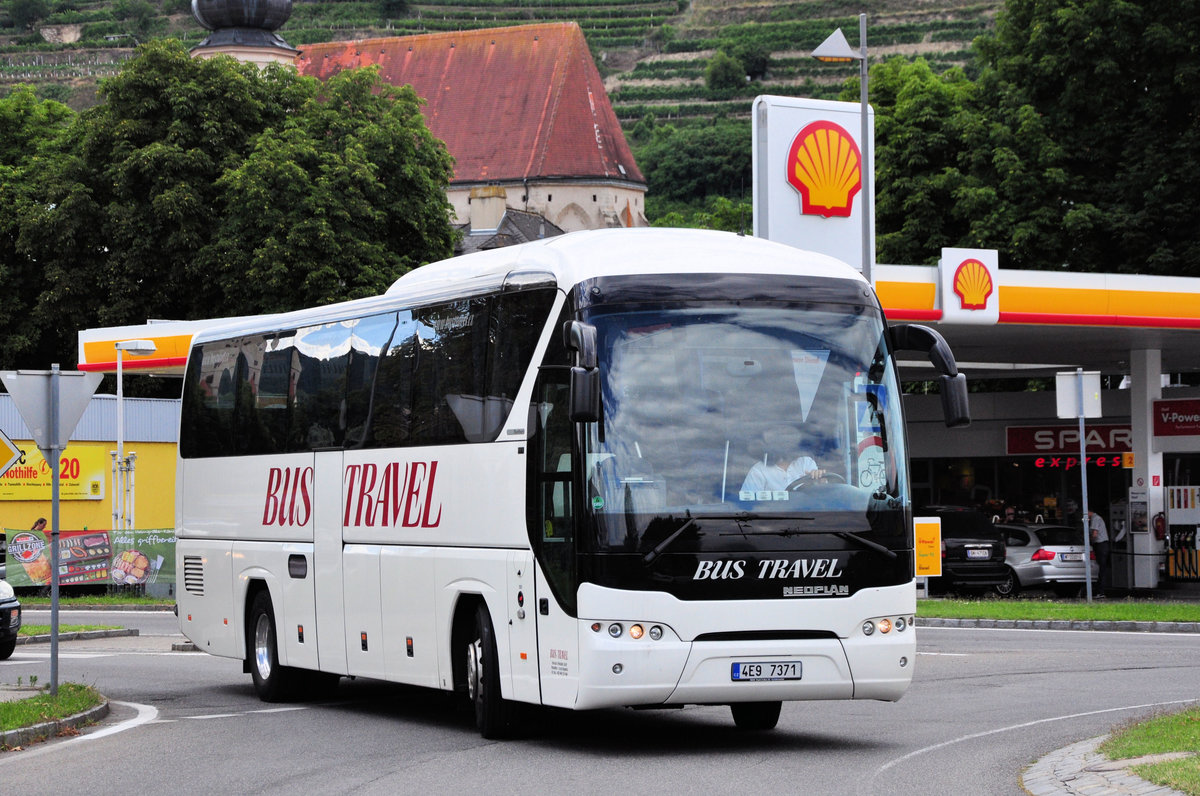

467,603,514,739
248,590,298,702
731,701,782,730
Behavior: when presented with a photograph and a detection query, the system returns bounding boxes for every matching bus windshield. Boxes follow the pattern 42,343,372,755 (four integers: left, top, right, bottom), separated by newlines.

582,303,908,552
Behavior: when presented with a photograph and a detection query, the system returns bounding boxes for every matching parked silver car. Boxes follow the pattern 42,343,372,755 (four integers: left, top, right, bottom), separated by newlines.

994,524,1099,597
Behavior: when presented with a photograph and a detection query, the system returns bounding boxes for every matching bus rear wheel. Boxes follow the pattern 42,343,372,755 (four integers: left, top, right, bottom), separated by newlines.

249,590,298,702
731,701,782,730
466,604,515,739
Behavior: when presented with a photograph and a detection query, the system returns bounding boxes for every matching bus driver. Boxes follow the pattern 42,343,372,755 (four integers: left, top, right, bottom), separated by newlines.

740,425,826,494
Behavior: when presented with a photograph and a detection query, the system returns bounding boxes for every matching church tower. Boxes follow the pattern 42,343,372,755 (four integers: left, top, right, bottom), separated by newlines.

190,0,299,66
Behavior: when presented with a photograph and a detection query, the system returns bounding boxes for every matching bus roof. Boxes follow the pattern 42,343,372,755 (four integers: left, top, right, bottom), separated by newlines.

78,229,863,369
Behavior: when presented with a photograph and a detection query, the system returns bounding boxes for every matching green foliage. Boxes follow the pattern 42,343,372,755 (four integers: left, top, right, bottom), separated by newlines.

633,118,750,204
8,0,50,30
0,682,103,732
968,0,1200,275
1,40,455,369
203,66,456,315
649,195,751,232
704,49,743,90
728,38,770,80
378,0,407,19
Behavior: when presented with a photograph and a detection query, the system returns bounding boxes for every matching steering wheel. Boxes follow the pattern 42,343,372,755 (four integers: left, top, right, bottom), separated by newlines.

786,472,847,491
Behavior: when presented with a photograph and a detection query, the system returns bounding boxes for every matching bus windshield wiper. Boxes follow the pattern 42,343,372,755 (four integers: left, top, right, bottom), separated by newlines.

835,531,897,559
643,516,697,566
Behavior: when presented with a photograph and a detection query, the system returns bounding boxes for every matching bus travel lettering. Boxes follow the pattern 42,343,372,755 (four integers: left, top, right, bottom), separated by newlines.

343,461,443,528
262,466,313,527
691,558,844,580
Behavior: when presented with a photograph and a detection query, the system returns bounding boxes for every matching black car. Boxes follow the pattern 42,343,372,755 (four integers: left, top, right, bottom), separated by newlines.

0,578,20,660
921,506,1008,594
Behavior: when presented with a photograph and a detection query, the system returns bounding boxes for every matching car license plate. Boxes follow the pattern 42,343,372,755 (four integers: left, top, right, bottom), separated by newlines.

731,661,802,681
966,548,990,559
1061,552,1083,562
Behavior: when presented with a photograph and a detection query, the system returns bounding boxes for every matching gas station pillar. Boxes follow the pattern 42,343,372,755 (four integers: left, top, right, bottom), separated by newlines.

1130,348,1164,588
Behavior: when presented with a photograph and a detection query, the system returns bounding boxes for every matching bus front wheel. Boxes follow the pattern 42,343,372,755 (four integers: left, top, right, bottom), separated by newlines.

249,590,297,702
466,604,514,738
731,701,782,730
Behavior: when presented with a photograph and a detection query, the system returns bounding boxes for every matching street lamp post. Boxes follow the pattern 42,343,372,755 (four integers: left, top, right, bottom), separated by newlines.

114,339,156,531
813,13,871,284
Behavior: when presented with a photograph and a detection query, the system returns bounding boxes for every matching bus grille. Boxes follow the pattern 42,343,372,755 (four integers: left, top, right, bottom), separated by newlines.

183,555,204,596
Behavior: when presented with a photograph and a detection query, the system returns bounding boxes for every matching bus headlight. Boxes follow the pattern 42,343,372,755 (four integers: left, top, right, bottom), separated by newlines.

648,625,663,641
862,620,875,636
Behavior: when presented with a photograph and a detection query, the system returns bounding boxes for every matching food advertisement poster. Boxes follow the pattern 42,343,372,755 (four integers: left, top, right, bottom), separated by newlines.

0,443,107,501
3,528,176,588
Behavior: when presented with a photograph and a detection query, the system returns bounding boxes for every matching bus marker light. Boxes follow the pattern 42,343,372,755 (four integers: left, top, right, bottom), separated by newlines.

608,623,623,638
862,621,875,636
223,618,228,625
520,652,527,660
899,657,909,668
612,664,623,674
895,617,907,632
629,624,644,639
878,619,892,634
648,625,663,641
591,622,603,633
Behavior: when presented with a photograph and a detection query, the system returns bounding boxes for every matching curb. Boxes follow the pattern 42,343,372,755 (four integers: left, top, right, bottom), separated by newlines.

917,618,1200,633
1021,734,1191,796
15,629,140,645
0,699,110,751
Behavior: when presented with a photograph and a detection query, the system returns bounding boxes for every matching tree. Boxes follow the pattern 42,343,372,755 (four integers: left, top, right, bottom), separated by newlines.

11,40,456,369
730,40,770,81
969,0,1200,274
7,0,50,30
705,50,745,91
0,86,73,367
634,119,751,205
205,67,456,315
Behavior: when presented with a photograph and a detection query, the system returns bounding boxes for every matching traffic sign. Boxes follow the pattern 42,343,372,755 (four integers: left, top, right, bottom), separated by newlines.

0,427,20,477
0,368,102,457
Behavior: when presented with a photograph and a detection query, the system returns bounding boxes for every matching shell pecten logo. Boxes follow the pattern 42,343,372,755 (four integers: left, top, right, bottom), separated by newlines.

786,121,862,218
953,258,993,310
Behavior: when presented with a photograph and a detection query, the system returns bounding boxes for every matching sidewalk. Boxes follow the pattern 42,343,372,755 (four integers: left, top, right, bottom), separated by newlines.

1022,735,1191,796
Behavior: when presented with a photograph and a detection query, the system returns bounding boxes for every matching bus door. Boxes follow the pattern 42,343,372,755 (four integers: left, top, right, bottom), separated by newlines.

529,367,581,708
313,449,349,675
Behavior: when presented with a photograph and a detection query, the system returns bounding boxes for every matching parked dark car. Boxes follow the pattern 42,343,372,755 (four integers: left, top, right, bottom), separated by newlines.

0,578,20,660
993,523,1098,598
921,506,1008,594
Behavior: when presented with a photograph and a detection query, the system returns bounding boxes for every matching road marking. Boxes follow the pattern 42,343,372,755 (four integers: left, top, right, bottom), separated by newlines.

871,697,1200,784
154,706,311,723
0,701,157,763
917,652,969,656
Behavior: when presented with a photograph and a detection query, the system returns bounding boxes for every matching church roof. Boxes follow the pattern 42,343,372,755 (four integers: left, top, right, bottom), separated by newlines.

296,23,645,186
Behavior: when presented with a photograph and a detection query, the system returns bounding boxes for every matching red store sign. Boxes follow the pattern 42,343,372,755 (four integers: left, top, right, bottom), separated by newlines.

1153,399,1200,437
1006,424,1132,456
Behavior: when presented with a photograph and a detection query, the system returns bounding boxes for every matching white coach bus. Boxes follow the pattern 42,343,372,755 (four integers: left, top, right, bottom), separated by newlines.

175,228,969,737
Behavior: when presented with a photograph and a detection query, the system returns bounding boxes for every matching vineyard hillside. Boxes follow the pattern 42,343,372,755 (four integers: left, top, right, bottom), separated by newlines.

2,0,1000,121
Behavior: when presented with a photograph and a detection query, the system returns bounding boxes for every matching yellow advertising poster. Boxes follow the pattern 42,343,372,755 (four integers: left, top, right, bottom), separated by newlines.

0,442,107,501
914,517,942,578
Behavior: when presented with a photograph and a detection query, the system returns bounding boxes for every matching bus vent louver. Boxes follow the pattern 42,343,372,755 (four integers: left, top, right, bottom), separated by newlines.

183,555,205,596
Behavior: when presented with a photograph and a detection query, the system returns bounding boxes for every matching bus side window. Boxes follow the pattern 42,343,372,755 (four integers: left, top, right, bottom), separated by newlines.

290,321,352,450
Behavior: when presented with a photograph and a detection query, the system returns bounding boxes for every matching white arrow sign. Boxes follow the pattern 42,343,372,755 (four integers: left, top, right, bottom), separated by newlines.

0,427,20,477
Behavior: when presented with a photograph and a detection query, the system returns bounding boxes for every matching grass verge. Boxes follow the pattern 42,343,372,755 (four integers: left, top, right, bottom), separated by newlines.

917,597,1200,623
16,594,170,608
0,682,104,735
1100,707,1200,795
19,625,119,636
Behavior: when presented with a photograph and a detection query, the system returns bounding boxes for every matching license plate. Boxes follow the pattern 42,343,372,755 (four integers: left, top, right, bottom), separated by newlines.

966,548,991,559
731,661,802,681
1061,552,1083,562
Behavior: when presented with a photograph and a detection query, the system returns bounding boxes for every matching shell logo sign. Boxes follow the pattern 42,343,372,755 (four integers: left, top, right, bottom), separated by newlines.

939,248,1000,325
786,121,862,218
953,258,993,310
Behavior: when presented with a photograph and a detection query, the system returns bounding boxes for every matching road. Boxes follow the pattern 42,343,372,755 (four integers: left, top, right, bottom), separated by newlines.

2,611,1199,795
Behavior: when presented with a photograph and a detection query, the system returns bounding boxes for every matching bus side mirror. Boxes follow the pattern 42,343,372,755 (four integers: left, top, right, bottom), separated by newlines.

564,321,600,422
890,324,971,428
569,367,600,422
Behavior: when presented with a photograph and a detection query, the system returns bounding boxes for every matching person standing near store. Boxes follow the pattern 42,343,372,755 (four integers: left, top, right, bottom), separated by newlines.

1088,510,1110,595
